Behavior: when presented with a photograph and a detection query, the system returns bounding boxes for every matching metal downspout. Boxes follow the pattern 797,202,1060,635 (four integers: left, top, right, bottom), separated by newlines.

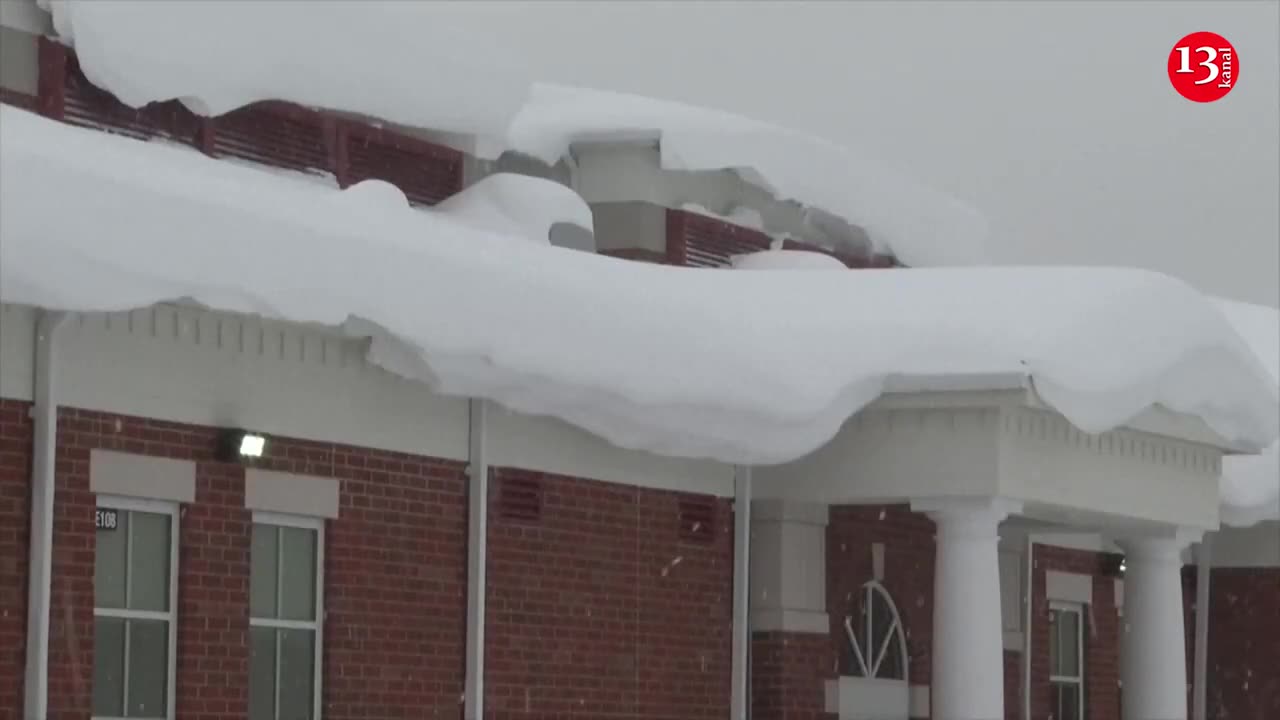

23,310,66,720
1023,534,1034,720
731,466,752,719
1193,535,1212,720
464,399,489,720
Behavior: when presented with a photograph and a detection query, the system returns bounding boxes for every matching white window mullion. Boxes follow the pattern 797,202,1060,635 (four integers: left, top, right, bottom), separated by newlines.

274,526,284,720
121,618,132,715
251,618,318,632
121,507,134,714
313,522,325,720
167,501,179,720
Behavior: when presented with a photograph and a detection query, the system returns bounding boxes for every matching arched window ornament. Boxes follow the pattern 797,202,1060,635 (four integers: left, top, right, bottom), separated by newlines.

842,580,908,682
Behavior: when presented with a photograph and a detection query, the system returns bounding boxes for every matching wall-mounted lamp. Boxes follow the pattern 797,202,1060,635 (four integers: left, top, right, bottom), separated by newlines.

1102,552,1126,577
216,428,267,463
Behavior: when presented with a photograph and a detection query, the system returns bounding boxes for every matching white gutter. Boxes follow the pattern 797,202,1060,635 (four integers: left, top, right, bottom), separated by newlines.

1192,535,1212,720
464,399,489,720
730,465,752,720
23,310,66,720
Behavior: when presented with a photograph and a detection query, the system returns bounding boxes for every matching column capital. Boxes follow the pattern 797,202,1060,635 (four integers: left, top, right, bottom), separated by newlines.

1118,528,1203,558
912,496,1021,534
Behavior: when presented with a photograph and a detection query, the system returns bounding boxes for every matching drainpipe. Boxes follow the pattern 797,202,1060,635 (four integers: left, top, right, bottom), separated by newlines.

1192,534,1212,720
730,465,752,720
463,399,489,720
23,310,66,720
1023,534,1034,720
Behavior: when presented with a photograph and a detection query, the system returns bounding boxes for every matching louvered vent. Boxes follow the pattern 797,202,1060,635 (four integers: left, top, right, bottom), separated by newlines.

62,55,200,144
211,103,329,175
346,125,462,206
498,473,544,522
679,495,717,544
679,212,772,268
0,88,37,111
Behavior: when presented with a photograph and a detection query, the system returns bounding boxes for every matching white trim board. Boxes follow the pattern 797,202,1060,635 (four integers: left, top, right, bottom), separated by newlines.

1045,570,1094,605
91,450,195,504
245,469,340,519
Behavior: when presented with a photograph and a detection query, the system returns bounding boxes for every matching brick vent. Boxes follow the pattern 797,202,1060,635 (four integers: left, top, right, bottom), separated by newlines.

679,494,717,544
666,209,900,268
495,470,544,522
33,37,462,206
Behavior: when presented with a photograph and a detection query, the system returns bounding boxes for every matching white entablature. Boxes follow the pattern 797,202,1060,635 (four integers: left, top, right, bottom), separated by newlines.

755,380,1234,532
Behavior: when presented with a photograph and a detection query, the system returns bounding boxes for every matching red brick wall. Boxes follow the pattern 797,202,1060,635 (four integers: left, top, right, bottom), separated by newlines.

0,399,33,719
1203,567,1280,720
751,631,835,720
1004,650,1022,720
44,407,467,720
484,468,733,719
1029,545,1122,720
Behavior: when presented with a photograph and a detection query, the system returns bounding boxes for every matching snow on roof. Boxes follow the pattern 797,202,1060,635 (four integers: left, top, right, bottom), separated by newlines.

731,250,848,271
1214,298,1280,526
2,108,1276,467
435,173,594,246
43,0,984,268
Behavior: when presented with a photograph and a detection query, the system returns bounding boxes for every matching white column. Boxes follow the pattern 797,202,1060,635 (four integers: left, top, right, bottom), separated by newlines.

1119,533,1198,720
914,497,1020,720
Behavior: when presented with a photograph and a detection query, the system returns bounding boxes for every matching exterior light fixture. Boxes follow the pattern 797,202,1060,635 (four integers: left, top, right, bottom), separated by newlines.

216,428,267,462
1102,553,1126,577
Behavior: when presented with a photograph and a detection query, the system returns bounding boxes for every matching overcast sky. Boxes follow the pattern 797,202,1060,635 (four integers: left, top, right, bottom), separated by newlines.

442,0,1279,306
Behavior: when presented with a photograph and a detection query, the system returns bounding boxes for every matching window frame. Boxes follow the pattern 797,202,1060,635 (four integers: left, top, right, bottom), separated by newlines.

92,495,180,720
249,511,325,720
1049,600,1085,720
841,580,909,683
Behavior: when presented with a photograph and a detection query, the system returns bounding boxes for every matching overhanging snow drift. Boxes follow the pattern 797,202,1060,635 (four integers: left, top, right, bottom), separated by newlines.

1214,299,1280,526
1,108,1276,467
42,0,984,267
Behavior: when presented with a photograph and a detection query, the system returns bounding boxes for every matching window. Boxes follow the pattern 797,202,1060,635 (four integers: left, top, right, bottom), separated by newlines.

250,514,323,720
1050,602,1085,720
842,581,908,681
93,497,178,720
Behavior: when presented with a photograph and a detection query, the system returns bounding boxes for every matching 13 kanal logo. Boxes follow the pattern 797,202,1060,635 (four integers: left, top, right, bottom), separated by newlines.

1168,32,1238,102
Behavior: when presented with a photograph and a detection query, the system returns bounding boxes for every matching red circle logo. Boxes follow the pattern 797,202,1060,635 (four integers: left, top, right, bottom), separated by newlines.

1168,32,1238,102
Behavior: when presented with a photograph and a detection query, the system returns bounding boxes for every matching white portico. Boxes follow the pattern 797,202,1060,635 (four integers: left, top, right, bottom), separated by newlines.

751,375,1240,720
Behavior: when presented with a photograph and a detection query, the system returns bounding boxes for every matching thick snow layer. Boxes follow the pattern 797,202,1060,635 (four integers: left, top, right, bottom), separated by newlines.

731,250,848,272
1214,299,1280,526
435,173,594,246
43,0,984,268
681,203,768,234
2,108,1276,466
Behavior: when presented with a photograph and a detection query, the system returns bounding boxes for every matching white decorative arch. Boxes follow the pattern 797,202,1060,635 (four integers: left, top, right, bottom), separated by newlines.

843,580,909,683
829,580,912,720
